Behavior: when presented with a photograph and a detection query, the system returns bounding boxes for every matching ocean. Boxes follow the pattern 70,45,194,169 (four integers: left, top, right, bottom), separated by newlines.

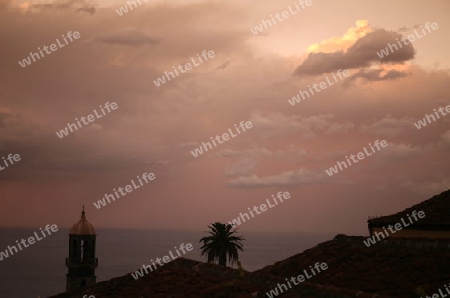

0,229,334,297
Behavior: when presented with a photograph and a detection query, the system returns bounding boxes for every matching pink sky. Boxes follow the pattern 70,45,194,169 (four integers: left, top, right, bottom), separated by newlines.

0,0,449,235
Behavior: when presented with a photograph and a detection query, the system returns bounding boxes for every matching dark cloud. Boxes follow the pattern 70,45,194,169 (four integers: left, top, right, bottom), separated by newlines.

216,60,230,70
77,6,95,14
344,68,409,86
0,109,41,140
86,28,161,46
0,108,12,128
398,24,421,33
227,168,327,188
30,0,97,14
294,29,415,76
0,0,11,10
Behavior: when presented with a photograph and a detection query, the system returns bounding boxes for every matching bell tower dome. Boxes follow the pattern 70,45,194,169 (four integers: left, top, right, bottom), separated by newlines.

65,206,98,291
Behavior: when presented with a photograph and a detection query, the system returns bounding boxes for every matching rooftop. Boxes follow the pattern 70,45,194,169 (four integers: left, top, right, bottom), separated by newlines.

69,206,96,235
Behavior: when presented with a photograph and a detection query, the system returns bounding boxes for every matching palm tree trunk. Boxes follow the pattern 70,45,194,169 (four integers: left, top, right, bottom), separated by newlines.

219,255,227,266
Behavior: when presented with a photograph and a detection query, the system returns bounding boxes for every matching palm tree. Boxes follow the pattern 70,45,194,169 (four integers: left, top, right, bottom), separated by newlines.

199,222,244,266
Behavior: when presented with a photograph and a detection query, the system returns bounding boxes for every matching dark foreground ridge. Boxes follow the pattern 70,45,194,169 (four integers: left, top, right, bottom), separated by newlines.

368,189,450,230
256,235,450,297
50,235,450,298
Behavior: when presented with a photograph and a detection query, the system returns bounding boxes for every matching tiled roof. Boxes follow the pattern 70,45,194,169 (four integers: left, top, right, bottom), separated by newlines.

368,189,450,229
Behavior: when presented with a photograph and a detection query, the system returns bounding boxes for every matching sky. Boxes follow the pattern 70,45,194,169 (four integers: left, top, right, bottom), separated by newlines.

0,0,449,235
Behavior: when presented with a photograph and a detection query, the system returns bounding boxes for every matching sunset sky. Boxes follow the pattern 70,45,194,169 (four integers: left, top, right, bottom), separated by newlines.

1,0,449,234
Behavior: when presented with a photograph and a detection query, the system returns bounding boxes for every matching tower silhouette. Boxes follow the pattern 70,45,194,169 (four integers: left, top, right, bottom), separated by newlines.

65,206,98,291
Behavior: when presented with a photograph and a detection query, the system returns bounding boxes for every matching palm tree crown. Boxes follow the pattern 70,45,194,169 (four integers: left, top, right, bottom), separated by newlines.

199,222,244,266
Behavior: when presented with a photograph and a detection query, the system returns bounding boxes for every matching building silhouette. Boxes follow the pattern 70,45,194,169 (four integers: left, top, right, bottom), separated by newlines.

65,206,98,291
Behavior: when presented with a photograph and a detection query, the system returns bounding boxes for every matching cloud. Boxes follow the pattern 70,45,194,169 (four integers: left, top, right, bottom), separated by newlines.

0,108,162,178
0,0,12,11
397,24,422,33
0,107,12,128
87,123,102,131
203,148,273,177
28,0,96,14
227,168,326,188
361,114,415,136
378,143,422,161
276,145,307,160
439,130,450,150
324,150,347,159
216,148,272,177
413,177,450,196
307,20,372,54
297,149,307,159
179,142,200,148
295,29,415,76
400,180,414,188
214,148,272,158
0,110,42,142
345,68,409,85
375,184,389,191
249,111,354,138
436,98,450,106
216,60,230,70
275,145,293,159
86,28,161,46
224,156,258,177
325,121,354,134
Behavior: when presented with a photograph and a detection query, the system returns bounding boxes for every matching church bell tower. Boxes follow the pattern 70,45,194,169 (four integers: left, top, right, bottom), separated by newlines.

65,206,98,291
